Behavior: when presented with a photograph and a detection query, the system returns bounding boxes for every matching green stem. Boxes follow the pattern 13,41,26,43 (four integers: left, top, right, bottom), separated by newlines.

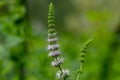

76,62,83,80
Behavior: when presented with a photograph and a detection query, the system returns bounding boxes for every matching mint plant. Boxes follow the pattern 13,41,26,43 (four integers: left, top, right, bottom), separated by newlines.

47,3,70,80
47,2,93,80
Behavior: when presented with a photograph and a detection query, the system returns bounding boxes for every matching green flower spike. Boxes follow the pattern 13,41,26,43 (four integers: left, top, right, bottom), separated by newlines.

76,39,93,80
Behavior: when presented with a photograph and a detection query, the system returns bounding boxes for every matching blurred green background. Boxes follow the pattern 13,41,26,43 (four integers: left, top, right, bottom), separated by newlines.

0,0,120,80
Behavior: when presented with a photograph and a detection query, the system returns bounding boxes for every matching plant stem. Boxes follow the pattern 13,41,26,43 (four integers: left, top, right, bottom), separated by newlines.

76,62,83,80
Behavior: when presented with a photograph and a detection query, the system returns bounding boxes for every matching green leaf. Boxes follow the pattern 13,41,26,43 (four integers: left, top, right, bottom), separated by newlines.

5,35,24,48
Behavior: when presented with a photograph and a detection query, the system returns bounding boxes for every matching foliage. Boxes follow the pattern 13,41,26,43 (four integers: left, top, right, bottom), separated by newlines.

0,0,120,80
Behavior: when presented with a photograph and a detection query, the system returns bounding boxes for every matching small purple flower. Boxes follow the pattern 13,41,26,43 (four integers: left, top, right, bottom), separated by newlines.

47,44,59,51
51,58,64,67
62,69,70,78
49,50,60,57
56,69,70,79
48,38,58,43
56,71,61,79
